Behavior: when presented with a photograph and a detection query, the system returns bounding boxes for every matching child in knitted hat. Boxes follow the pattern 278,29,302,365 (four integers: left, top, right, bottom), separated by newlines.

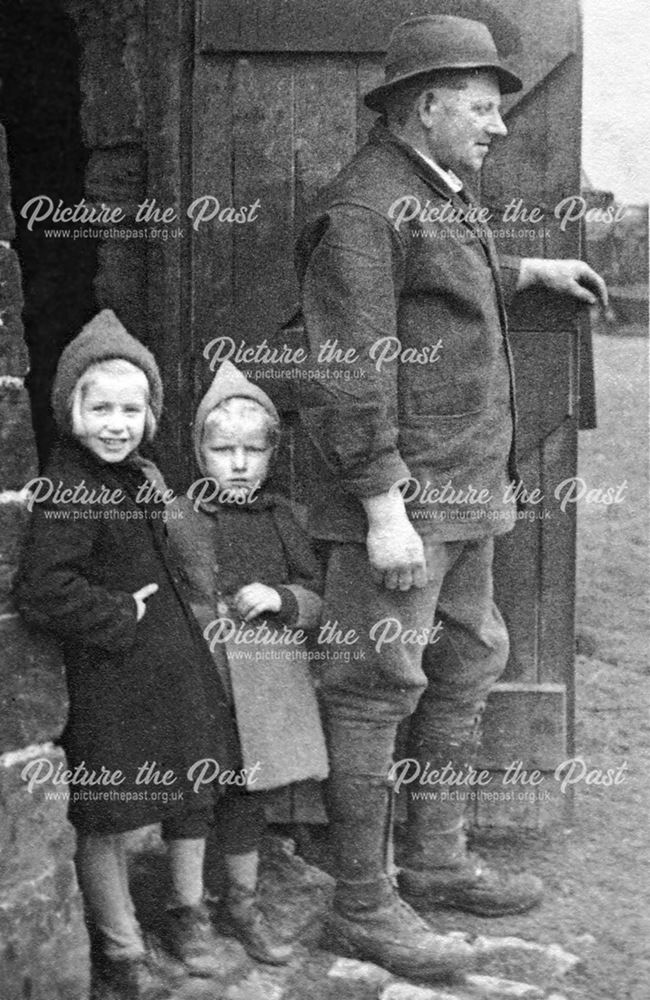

170,360,328,965
15,310,239,1000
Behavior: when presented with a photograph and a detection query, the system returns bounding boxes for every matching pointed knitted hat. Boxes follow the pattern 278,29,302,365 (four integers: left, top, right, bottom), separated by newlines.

193,360,279,471
51,309,164,431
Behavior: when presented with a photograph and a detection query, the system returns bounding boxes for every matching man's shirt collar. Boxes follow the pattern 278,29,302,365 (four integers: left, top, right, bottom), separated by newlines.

409,147,464,194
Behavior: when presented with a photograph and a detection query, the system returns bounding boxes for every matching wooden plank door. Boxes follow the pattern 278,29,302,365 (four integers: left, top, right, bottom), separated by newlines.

147,0,587,826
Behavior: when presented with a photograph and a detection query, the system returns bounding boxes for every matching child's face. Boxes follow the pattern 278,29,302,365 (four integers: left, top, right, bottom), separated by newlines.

78,371,147,464
201,409,273,499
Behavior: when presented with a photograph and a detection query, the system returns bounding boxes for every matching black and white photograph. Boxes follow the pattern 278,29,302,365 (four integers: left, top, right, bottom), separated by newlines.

0,2,647,999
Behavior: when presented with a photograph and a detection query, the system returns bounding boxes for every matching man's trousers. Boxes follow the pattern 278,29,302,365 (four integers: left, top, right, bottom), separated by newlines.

319,535,509,861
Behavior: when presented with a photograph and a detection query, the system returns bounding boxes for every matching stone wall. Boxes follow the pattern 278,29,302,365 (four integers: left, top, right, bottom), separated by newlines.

0,118,89,997
0,3,150,995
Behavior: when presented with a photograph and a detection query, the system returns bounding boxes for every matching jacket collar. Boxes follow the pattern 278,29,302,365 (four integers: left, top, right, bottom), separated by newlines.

197,486,277,516
368,121,477,204
367,122,494,251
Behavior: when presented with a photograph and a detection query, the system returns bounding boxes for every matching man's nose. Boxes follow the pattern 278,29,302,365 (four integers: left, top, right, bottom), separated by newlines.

487,110,507,136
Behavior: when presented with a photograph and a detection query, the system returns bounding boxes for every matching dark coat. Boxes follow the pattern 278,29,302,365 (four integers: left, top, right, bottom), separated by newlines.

294,122,522,542
14,438,238,833
169,493,328,790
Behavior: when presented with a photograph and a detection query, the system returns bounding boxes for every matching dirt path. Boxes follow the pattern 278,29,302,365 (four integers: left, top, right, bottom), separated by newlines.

410,331,650,1000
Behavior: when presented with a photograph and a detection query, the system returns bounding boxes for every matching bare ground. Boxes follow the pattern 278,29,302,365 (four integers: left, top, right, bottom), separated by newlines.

402,330,650,1000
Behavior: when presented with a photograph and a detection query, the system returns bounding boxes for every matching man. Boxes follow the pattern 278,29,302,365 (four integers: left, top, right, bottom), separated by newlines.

294,14,607,981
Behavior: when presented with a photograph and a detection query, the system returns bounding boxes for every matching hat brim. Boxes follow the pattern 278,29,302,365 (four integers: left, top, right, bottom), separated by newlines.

364,62,523,112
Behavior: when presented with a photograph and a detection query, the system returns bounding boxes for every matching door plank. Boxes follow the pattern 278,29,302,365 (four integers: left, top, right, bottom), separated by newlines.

294,59,358,236
231,57,296,340
493,448,542,683
191,56,235,407
540,419,578,688
145,0,191,490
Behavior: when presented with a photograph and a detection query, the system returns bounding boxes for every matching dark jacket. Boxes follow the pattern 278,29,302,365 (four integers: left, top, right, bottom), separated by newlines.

169,490,328,791
169,360,327,790
170,493,324,635
14,437,238,833
294,122,521,542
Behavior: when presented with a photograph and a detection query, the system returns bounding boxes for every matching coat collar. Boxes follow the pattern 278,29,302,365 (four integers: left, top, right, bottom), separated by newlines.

367,122,494,254
197,486,277,516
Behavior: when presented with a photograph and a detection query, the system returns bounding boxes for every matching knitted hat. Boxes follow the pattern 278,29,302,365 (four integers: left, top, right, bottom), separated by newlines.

193,360,279,472
51,309,164,432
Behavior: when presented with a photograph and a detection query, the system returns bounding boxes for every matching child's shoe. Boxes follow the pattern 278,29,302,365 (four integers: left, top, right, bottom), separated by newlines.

223,884,293,965
163,902,223,977
89,950,172,1000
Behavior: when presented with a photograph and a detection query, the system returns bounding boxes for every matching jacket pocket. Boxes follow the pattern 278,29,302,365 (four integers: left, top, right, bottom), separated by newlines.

403,379,488,420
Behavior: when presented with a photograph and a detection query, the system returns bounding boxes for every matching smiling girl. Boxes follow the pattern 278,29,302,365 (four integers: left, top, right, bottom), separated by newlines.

15,310,238,999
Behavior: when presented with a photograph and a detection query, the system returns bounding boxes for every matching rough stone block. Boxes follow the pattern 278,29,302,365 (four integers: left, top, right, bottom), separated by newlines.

0,495,31,576
0,245,27,377
0,748,88,1000
0,245,24,308
224,968,289,1000
0,746,73,887
473,936,582,985
328,956,393,988
0,333,30,377
0,617,67,753
379,983,460,1000
464,974,545,999
0,872,88,1000
0,126,16,241
0,386,38,488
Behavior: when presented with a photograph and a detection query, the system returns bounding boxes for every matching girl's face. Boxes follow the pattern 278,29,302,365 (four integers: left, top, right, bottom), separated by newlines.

201,407,273,499
77,370,148,464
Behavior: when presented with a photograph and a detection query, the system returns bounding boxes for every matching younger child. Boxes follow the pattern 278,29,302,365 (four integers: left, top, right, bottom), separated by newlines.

170,360,327,965
15,311,238,1000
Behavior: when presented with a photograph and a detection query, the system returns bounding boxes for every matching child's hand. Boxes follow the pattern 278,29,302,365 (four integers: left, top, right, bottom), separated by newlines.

233,583,282,621
133,582,159,621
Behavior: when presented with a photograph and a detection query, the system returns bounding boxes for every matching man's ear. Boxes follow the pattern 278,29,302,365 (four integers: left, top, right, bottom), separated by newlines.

416,89,438,127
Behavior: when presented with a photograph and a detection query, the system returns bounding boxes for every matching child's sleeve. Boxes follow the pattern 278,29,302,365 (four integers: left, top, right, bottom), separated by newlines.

14,502,138,652
273,500,324,630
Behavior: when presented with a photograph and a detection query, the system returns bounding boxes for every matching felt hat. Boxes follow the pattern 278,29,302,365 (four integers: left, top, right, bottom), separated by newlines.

364,14,522,112
51,309,164,432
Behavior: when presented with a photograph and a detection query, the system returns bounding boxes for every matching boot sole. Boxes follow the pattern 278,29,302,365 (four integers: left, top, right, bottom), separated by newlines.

403,883,543,918
211,911,294,966
321,920,470,982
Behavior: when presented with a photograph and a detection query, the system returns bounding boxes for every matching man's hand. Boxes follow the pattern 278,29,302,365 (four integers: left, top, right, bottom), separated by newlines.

133,582,159,622
517,258,608,308
233,582,282,622
363,493,426,591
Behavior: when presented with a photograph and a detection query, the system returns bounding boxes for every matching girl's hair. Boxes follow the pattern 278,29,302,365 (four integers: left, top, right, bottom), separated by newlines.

68,358,157,442
203,396,281,450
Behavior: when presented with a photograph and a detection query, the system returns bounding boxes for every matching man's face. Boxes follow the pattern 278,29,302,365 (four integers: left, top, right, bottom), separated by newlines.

421,71,507,174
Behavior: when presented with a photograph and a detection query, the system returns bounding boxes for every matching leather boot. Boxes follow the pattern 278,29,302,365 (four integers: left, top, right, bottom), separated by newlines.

89,950,173,1000
163,903,223,977
322,769,474,981
399,709,543,916
223,882,294,965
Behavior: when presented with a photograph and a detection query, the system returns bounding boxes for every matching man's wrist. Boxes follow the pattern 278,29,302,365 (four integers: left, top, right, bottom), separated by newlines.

516,257,544,291
362,491,410,527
